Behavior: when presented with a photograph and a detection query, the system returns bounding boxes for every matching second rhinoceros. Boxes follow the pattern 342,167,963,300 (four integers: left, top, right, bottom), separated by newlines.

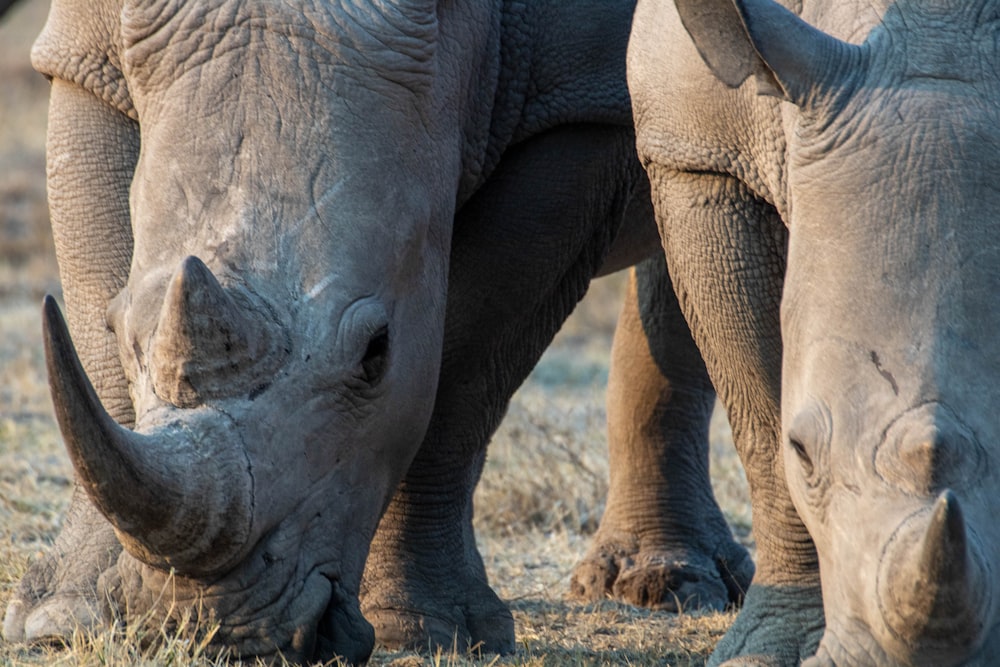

629,0,1000,664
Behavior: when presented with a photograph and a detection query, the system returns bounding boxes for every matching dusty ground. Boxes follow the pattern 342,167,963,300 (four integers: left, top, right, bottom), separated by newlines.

0,2,750,665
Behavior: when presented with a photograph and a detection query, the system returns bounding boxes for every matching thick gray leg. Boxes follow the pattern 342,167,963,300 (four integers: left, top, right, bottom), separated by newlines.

360,123,646,654
4,81,135,644
3,485,120,643
570,255,753,611
648,168,824,666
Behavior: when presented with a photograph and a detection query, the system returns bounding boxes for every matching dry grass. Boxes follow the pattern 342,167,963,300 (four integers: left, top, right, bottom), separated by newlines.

0,2,750,665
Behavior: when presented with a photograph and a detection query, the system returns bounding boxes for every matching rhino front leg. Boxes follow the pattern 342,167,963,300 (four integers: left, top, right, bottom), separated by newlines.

4,81,136,644
570,255,753,612
360,123,647,654
3,486,120,643
649,168,824,666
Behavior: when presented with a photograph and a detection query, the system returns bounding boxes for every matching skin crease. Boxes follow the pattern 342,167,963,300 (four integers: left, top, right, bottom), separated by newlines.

630,0,1000,665
7,0,738,662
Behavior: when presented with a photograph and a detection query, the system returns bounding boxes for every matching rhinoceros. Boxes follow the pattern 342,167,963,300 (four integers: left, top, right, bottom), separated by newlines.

1,0,699,662
628,0,1000,664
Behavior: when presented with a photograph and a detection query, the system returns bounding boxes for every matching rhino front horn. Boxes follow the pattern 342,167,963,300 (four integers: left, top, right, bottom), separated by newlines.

43,295,254,575
877,490,989,652
150,255,284,408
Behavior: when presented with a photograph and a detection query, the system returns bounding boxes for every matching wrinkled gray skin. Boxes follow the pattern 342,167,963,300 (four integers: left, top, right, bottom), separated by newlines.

630,0,1000,664
3,0,757,662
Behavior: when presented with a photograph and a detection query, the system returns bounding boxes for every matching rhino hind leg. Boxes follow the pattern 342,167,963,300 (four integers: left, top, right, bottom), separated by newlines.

3,486,120,643
570,257,753,611
361,124,649,654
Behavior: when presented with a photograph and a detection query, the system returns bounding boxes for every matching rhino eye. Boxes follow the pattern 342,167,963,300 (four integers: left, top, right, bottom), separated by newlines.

787,404,831,480
360,327,389,385
789,437,814,476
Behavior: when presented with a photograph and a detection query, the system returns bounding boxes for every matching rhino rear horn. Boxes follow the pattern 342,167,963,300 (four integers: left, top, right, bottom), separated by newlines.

150,256,282,408
44,295,254,575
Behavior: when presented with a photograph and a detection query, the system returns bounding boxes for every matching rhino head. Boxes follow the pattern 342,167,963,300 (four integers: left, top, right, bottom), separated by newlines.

678,0,1000,663
37,0,490,661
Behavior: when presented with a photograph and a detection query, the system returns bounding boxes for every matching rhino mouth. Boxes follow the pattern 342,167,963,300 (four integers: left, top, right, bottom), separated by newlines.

104,543,374,664
314,575,375,664
215,571,374,664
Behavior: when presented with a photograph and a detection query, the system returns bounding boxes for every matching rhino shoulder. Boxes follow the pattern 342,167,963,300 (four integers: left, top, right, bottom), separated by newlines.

628,0,787,208
31,0,135,119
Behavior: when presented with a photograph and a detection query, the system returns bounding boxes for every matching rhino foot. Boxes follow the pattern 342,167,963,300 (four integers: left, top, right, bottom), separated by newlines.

708,584,824,667
3,489,120,644
570,533,753,612
361,572,514,655
3,588,100,644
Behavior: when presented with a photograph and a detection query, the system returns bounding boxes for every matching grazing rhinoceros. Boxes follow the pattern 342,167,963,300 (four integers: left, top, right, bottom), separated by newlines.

4,0,756,662
629,0,1000,664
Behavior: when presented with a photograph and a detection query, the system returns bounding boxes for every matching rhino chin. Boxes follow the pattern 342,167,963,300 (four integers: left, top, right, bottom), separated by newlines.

875,490,991,662
43,295,255,575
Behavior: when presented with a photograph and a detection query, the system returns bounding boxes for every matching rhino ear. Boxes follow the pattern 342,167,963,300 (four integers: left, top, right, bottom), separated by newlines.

675,0,861,106
673,0,768,89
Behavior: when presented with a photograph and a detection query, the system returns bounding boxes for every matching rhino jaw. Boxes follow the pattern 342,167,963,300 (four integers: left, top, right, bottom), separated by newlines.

876,490,991,659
